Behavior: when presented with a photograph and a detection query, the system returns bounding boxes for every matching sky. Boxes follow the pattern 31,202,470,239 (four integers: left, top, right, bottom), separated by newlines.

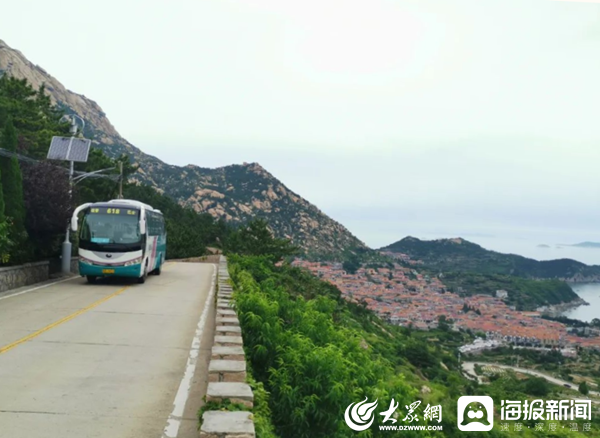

2,0,600,257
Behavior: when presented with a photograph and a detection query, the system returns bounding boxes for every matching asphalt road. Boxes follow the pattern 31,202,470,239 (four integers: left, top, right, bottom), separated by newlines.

462,361,600,397
0,262,215,438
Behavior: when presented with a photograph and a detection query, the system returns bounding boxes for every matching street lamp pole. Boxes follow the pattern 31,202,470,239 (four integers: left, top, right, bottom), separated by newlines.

61,115,85,274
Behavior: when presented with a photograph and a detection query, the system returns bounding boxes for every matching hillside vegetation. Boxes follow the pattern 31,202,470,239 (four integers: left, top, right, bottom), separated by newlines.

441,272,579,311
384,237,600,281
383,237,592,310
230,255,469,437
225,253,598,437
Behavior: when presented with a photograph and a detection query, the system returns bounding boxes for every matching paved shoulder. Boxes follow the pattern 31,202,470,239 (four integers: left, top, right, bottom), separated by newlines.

0,262,215,438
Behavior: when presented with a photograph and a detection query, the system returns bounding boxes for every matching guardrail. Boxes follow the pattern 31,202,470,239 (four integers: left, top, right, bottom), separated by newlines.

200,255,256,438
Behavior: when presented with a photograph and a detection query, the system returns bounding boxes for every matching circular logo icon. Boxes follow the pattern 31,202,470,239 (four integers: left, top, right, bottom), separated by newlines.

344,397,379,431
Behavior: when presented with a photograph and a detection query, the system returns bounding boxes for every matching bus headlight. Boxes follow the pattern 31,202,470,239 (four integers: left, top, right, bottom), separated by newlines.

124,257,142,267
79,256,94,265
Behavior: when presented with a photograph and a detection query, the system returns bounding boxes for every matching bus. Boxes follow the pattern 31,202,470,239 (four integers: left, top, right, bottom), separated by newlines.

71,199,166,284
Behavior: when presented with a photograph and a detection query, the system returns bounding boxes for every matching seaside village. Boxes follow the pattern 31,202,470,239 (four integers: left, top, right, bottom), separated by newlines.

292,253,600,354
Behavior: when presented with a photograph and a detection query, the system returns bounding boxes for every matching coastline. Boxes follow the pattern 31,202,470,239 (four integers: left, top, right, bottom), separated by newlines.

537,297,589,317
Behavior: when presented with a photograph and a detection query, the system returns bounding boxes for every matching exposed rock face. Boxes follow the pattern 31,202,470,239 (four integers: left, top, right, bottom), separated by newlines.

0,39,121,145
0,39,366,256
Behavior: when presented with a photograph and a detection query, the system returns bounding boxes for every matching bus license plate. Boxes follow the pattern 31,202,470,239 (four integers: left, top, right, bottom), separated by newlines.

102,269,115,274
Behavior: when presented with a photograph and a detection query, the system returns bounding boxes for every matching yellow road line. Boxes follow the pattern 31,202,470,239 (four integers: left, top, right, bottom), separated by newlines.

0,285,131,355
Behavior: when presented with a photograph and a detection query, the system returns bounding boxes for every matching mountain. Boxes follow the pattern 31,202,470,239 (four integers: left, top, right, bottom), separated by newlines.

0,39,365,257
382,236,600,282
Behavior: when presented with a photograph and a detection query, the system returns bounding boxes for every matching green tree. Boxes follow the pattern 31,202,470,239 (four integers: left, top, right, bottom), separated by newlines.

402,338,437,369
0,117,26,231
74,151,136,205
579,381,589,395
438,314,451,331
0,220,12,263
524,377,550,397
0,77,68,158
0,159,4,223
224,219,298,262
342,256,360,274
0,116,28,262
230,256,418,438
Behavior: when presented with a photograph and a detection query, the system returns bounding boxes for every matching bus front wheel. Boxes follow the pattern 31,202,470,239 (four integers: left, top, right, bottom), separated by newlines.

86,276,97,284
138,265,148,284
153,258,163,276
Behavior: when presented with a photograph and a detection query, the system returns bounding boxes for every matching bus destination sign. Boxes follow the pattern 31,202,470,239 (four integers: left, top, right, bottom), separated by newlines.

89,207,138,216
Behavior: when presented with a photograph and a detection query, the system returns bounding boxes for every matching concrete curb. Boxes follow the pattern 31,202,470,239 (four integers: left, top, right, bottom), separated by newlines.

200,255,256,438
0,257,79,293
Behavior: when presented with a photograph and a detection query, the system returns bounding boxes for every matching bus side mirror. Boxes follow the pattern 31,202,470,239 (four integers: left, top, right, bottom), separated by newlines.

140,219,146,235
71,203,92,233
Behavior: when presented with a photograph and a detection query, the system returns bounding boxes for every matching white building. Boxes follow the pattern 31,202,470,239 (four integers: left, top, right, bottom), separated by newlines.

496,289,508,299
459,337,503,354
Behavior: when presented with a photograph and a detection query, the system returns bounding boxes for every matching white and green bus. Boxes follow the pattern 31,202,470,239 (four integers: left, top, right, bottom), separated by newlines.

71,199,166,283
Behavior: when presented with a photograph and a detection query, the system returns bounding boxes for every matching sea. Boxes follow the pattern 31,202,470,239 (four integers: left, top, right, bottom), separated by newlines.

561,284,600,323
392,230,600,323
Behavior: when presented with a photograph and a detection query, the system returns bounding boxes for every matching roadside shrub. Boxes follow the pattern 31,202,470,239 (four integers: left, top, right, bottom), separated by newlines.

230,255,417,438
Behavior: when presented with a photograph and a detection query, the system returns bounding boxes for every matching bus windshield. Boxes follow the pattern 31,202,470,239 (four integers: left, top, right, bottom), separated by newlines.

80,210,141,245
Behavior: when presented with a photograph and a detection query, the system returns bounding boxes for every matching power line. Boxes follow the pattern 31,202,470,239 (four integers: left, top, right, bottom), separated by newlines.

0,147,38,164
0,147,119,181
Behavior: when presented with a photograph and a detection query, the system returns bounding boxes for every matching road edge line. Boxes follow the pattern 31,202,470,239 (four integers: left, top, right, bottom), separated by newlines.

162,263,216,438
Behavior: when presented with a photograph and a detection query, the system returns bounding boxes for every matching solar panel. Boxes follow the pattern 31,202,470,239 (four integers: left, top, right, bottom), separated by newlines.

66,138,91,162
47,136,91,163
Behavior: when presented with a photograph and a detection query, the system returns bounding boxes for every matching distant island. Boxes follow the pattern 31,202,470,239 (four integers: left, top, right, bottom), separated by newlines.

568,242,600,249
537,244,550,248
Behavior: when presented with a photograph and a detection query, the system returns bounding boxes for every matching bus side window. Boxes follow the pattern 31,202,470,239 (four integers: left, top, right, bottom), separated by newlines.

147,212,154,236
157,214,164,234
147,211,161,236
144,211,164,237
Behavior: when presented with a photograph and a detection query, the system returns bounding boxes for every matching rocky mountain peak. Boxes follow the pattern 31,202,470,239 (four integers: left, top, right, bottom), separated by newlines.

0,39,125,146
0,38,367,257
